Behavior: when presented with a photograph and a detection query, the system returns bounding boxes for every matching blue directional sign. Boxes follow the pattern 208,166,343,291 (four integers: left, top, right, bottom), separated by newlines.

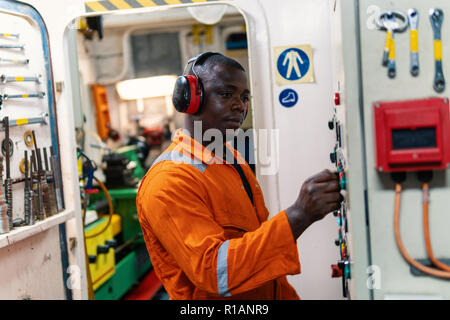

276,48,310,81
279,89,298,108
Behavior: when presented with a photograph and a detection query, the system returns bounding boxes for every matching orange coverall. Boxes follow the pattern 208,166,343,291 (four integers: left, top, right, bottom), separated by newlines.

136,129,301,299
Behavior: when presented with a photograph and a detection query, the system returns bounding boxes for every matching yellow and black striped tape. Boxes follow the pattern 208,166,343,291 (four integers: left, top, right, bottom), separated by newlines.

85,0,225,13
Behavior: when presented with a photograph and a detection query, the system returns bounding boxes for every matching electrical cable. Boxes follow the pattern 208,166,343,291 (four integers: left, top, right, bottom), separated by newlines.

77,148,115,299
85,176,114,239
394,183,450,278
422,182,450,272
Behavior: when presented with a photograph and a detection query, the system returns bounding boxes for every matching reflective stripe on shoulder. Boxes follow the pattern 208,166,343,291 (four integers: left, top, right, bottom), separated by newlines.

217,240,231,297
151,151,208,173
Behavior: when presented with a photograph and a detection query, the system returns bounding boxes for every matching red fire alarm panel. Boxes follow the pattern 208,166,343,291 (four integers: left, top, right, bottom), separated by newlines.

373,97,450,172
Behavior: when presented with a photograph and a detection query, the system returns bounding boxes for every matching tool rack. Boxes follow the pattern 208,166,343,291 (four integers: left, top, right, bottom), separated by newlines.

0,1,67,245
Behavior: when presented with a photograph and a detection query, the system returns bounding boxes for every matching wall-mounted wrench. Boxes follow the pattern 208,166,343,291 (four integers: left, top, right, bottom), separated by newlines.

430,9,445,93
0,44,24,50
381,12,394,67
0,58,29,65
386,13,398,78
0,113,48,130
408,9,419,76
0,74,41,84
0,92,45,108
0,33,19,39
376,11,408,78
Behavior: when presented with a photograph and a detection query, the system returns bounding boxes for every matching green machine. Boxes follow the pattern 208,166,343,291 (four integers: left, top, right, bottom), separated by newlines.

88,146,152,300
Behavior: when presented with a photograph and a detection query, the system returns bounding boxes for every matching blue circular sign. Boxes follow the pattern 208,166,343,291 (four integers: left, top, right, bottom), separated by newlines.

277,48,310,81
279,89,298,108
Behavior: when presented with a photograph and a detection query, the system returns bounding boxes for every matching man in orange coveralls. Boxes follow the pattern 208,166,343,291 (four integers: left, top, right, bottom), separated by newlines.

136,52,343,299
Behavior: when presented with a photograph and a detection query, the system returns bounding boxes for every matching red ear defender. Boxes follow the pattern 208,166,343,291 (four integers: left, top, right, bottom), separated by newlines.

172,52,218,114
172,75,204,114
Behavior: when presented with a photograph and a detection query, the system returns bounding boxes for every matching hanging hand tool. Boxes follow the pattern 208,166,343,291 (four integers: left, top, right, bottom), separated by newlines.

387,13,398,78
3,117,13,230
376,11,408,78
30,151,43,221
0,33,19,39
50,146,63,212
0,113,48,130
43,148,56,216
0,92,45,108
430,9,445,93
408,9,420,76
23,150,34,225
31,131,48,219
381,12,394,67
0,58,29,65
38,148,51,218
0,74,41,84
0,156,9,234
0,44,24,50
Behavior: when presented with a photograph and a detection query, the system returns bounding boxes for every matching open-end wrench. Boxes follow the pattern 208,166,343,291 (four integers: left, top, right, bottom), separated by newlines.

408,9,419,76
0,74,41,84
376,11,408,78
430,9,445,93
381,12,394,67
386,13,397,78
0,33,19,39
0,113,48,130
0,44,24,50
0,58,29,65
0,92,45,107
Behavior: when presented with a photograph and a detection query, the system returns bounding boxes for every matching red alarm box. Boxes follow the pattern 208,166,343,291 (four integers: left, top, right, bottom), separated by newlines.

373,97,450,172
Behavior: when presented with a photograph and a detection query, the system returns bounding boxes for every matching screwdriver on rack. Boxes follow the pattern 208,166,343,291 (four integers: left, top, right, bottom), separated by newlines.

0,156,9,234
24,150,34,225
43,147,56,216
3,117,13,230
50,146,63,212
32,131,51,219
30,150,43,221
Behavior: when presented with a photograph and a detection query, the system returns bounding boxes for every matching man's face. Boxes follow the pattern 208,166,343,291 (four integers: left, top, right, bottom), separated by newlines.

194,63,250,137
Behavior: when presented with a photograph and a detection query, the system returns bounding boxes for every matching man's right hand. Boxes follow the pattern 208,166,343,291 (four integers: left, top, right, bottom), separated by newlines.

285,169,344,240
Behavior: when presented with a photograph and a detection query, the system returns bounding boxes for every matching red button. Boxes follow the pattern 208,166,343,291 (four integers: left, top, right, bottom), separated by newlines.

334,93,341,106
331,264,342,278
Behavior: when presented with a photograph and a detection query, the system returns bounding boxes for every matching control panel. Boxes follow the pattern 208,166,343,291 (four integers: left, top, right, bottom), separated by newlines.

331,0,450,299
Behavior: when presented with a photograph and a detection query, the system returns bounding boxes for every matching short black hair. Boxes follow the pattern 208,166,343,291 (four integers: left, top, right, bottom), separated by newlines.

187,52,245,76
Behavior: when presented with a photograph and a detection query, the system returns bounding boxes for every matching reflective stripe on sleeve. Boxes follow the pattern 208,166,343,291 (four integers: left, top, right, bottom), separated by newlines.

217,240,231,297
151,151,207,173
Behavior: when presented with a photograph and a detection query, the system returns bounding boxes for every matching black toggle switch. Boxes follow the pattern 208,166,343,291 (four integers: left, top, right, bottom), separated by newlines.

330,152,337,164
105,239,117,248
328,120,335,130
97,245,110,254
88,255,97,264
